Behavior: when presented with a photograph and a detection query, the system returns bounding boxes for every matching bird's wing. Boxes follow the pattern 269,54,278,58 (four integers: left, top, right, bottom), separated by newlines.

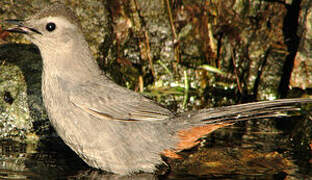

69,80,173,122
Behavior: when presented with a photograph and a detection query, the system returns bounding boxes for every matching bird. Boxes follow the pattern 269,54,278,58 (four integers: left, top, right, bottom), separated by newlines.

5,2,312,175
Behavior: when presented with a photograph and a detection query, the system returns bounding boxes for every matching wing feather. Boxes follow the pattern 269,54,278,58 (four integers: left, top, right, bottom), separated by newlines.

69,81,173,122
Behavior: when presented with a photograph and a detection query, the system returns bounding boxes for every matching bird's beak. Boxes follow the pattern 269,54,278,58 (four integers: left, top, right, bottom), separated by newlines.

4,19,42,35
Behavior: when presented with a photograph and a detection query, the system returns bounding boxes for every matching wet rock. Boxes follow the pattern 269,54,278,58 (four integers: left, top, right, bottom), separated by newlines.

0,44,48,140
169,147,295,178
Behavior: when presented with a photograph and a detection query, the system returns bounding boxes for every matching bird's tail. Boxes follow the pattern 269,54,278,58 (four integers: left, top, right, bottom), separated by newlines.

185,98,312,125
163,98,312,159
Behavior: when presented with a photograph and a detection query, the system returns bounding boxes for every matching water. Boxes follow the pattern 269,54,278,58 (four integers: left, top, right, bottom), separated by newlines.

1,115,312,179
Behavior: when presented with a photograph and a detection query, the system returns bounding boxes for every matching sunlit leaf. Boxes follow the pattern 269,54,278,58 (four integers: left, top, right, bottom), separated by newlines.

199,64,225,75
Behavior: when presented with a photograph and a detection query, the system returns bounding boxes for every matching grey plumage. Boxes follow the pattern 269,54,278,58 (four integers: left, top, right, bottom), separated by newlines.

5,2,312,175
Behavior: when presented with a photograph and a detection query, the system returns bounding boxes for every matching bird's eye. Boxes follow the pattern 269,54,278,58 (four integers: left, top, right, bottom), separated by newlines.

46,22,56,32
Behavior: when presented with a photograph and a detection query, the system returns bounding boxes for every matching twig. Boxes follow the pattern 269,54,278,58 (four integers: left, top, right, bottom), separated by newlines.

144,31,156,78
139,75,144,92
165,0,180,63
182,70,189,109
231,49,243,95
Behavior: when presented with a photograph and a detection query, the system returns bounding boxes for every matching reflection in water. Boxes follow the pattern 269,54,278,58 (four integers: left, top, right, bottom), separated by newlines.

68,171,157,180
0,138,158,180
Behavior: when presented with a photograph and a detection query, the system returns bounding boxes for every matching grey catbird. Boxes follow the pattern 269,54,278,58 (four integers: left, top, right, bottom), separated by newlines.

5,2,312,175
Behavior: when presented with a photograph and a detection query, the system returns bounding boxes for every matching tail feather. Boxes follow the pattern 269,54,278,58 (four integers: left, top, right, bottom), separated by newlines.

164,98,312,159
199,106,299,125
186,98,311,125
